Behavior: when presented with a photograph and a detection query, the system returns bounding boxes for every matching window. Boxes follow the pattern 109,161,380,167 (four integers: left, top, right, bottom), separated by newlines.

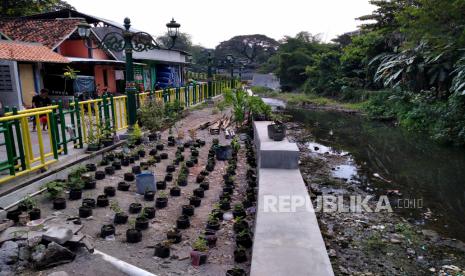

103,69,108,87
0,65,13,93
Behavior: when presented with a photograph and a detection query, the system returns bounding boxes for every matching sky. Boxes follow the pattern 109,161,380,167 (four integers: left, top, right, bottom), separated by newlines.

66,0,376,48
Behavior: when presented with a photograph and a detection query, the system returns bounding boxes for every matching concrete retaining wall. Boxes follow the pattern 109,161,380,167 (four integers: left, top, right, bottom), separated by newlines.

250,121,334,276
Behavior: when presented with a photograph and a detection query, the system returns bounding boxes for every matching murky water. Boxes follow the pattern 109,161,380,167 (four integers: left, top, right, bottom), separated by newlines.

289,108,465,241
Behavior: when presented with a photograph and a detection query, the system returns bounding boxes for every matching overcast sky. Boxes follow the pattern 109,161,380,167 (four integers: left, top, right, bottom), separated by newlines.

66,0,375,48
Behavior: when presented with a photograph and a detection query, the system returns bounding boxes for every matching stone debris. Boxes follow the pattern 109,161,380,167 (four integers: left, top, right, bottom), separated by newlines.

32,242,75,269
0,215,93,273
43,226,73,244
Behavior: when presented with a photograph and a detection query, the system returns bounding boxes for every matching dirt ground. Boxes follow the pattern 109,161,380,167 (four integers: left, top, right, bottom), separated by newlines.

22,106,254,276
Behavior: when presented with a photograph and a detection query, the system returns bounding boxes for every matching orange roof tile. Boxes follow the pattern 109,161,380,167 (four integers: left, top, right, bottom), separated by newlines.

0,18,82,49
0,41,69,63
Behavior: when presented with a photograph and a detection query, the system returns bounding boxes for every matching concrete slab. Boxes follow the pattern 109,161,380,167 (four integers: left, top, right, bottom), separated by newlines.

251,168,334,276
253,121,299,169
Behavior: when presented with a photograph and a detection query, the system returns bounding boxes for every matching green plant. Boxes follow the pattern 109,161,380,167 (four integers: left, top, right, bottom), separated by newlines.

43,181,66,199
68,165,87,180
110,201,122,213
132,122,142,140
192,237,208,252
63,66,79,94
208,213,219,224
237,229,250,238
19,194,37,210
101,125,114,139
365,232,384,251
158,191,168,198
85,119,101,146
224,89,248,125
234,203,244,212
231,137,240,152
128,218,136,229
67,176,84,190
139,101,164,133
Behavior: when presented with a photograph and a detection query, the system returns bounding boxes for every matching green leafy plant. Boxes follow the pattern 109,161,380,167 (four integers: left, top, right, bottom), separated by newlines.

19,194,37,210
110,201,122,213
139,101,164,133
128,218,136,229
43,181,66,199
67,176,84,190
68,165,87,180
158,191,168,198
192,237,208,252
234,203,244,212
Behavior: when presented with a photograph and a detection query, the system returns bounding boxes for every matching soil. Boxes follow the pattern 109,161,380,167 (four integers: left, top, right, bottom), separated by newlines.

287,122,465,276
22,106,255,276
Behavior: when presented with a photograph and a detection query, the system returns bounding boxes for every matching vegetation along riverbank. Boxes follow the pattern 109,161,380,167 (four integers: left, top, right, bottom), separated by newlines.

254,0,465,147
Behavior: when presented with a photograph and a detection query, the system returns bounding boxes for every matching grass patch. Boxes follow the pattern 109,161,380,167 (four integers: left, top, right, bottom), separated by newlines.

394,223,419,243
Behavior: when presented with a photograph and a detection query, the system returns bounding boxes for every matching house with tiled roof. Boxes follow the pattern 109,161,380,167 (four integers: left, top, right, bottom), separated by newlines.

0,38,70,108
0,16,126,108
28,8,190,90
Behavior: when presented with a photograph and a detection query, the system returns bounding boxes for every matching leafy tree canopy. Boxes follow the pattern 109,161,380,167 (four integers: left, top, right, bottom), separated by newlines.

214,34,279,68
0,0,74,17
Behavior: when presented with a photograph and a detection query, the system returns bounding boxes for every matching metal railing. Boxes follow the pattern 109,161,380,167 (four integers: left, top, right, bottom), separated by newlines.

0,80,231,184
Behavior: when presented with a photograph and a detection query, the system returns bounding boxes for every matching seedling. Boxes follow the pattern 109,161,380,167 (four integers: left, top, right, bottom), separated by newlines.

192,237,208,252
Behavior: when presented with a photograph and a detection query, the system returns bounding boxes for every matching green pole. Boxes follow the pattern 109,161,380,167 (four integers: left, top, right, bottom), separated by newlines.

193,84,197,104
57,100,68,155
3,124,15,175
207,53,213,99
12,108,25,170
124,18,137,129
49,109,59,159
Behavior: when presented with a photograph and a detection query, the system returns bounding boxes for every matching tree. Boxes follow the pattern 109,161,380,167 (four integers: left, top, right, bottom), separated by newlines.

269,32,330,91
189,45,213,72
156,32,193,53
214,34,279,67
357,0,417,33
0,0,74,17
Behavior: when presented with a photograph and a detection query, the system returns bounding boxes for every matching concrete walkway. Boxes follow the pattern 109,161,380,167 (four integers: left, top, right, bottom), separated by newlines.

250,121,334,276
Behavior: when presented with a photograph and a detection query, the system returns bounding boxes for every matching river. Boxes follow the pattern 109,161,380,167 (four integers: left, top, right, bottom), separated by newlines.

285,107,465,241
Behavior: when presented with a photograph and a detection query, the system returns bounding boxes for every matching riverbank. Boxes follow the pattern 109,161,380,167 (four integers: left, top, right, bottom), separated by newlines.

286,117,465,275
252,89,367,114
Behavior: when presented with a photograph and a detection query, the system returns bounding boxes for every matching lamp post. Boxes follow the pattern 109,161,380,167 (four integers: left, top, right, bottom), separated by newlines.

226,54,235,89
207,52,213,99
77,17,180,131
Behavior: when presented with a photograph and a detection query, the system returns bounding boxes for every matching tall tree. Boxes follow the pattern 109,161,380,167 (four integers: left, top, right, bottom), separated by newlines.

0,0,74,17
214,34,279,67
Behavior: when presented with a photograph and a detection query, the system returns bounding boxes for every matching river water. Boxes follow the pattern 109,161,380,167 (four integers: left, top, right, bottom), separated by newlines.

286,107,465,241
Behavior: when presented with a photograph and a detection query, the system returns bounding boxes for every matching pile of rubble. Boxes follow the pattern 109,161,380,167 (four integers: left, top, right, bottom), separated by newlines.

0,214,93,274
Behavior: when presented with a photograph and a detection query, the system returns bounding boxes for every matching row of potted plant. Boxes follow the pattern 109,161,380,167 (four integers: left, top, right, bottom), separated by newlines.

153,139,217,261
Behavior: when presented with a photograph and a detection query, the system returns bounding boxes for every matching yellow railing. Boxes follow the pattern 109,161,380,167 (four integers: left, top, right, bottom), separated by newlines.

0,109,58,184
0,80,231,184
113,96,128,131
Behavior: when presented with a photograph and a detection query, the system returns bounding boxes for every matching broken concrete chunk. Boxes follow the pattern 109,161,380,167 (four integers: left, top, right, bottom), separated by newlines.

33,242,75,269
0,241,19,265
43,226,73,244
0,226,29,243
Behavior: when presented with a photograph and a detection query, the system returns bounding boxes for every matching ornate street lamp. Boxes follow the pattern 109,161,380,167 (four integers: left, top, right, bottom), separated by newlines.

77,17,180,130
